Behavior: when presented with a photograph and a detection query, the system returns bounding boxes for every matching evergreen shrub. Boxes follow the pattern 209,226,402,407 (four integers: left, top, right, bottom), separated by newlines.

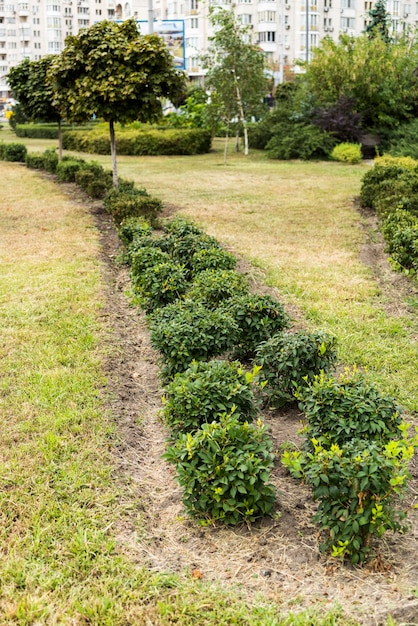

330,143,362,164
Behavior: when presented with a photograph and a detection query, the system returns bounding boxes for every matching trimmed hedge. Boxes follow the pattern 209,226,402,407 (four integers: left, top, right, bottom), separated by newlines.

0,142,27,162
62,127,212,155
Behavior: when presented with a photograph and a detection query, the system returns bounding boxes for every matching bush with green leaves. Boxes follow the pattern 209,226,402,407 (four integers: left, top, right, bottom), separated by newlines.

42,149,60,173
169,232,221,267
74,162,113,199
381,119,418,159
0,142,27,162
164,412,276,525
139,261,189,313
162,360,261,435
296,369,403,448
282,433,417,563
130,246,172,291
103,187,163,225
56,158,85,182
186,269,249,308
220,294,291,361
330,143,362,164
266,124,336,161
381,209,418,273
117,216,153,247
189,246,237,274
254,330,338,407
163,215,204,238
149,300,238,379
25,152,46,170
359,162,412,209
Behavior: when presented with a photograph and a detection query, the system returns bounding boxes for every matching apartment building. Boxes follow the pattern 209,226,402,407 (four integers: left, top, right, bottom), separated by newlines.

1,0,416,100
0,1,148,98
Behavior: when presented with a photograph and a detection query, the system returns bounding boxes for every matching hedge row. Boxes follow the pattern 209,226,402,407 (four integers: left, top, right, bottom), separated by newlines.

360,155,418,274
62,127,212,156
15,123,83,139
0,141,27,162
114,211,416,561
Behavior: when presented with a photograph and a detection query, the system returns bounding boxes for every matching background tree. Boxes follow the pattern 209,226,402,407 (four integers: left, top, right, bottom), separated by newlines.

203,8,268,161
48,19,186,187
7,56,63,157
365,0,391,43
302,33,418,130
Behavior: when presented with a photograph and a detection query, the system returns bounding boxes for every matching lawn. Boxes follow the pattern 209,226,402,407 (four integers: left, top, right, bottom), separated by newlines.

1,127,417,623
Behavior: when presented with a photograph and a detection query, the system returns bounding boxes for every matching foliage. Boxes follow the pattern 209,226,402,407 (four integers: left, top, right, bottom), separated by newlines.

266,124,335,160
48,18,186,186
162,360,260,435
163,215,204,237
283,435,416,563
0,142,27,162
313,96,363,143
15,123,73,139
330,143,362,164
380,119,418,159
25,151,46,170
186,269,249,308
220,293,291,361
130,246,172,291
149,300,238,379
190,247,238,274
117,217,153,247
302,33,418,129
103,187,163,225
296,369,403,448
202,7,268,157
164,412,276,525
56,158,86,182
42,148,60,173
139,261,189,313
62,127,211,156
255,331,338,407
8,56,60,124
382,209,418,272
365,0,391,43
359,162,411,209
169,233,221,267
74,163,114,199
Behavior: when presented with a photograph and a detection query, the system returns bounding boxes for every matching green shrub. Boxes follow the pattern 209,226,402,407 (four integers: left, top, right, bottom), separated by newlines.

139,261,189,313
220,294,291,361
130,246,172,290
149,300,238,379
117,216,153,247
296,369,402,448
162,360,260,435
330,143,362,164
164,412,276,525
163,215,204,238
14,123,76,139
56,159,85,182
283,435,416,563
2,142,27,162
42,149,59,173
62,127,212,156
186,269,249,308
74,162,113,199
380,119,418,159
103,188,163,225
266,124,336,160
255,331,338,407
373,170,418,217
190,246,238,274
381,209,418,272
359,163,409,209
25,152,46,170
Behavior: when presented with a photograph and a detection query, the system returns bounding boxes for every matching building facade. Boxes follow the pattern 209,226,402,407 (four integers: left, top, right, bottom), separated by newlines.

0,0,416,100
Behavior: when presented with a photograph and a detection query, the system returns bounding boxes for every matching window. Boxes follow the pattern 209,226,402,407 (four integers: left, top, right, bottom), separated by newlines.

341,0,355,7
190,17,198,27
258,10,276,21
238,13,252,24
340,16,355,28
259,31,276,42
47,17,61,27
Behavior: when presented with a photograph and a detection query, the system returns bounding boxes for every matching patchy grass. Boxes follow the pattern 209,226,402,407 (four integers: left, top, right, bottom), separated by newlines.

1,161,357,624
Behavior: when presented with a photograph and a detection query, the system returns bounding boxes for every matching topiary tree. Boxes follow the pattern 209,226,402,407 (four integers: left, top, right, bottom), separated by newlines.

48,19,186,187
7,56,63,158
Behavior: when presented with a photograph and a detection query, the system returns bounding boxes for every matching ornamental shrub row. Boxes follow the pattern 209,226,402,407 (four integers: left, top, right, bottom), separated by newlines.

0,141,27,162
359,155,418,274
282,368,417,564
62,127,212,156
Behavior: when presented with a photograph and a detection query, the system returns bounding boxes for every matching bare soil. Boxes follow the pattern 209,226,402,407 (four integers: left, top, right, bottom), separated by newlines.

85,192,418,626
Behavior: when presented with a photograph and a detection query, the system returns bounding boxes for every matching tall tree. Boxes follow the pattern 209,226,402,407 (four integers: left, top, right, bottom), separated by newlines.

7,56,63,158
47,19,186,187
302,33,418,129
365,0,391,43
203,8,268,161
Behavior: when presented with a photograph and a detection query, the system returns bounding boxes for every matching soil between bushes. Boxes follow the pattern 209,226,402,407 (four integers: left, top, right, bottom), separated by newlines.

82,189,418,626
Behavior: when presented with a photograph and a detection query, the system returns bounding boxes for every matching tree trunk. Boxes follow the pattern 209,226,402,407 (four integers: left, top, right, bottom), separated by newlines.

224,126,229,165
109,119,118,188
235,130,240,152
234,79,248,156
58,120,63,161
